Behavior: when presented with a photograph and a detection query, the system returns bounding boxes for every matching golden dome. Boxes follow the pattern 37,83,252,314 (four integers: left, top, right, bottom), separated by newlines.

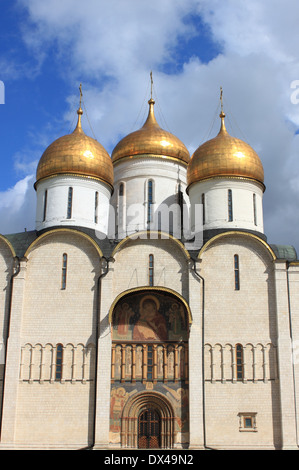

111,98,190,165
187,111,264,190
35,106,114,188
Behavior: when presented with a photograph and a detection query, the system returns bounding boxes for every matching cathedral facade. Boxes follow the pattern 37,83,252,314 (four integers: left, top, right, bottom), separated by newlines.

0,86,298,450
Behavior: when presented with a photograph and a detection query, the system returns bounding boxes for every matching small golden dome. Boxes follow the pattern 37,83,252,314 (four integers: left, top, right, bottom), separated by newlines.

111,98,190,165
187,111,264,190
36,106,113,188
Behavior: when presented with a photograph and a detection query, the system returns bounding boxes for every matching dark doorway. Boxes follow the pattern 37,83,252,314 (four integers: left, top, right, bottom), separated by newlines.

138,408,161,448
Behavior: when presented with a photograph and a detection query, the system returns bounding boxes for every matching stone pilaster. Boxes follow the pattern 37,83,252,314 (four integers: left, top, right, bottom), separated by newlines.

93,266,114,449
0,258,27,445
188,260,205,449
274,260,298,449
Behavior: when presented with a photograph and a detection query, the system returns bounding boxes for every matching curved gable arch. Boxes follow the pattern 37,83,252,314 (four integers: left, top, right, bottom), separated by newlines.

198,231,276,261
108,286,192,324
111,231,190,261
0,234,16,258
24,228,103,259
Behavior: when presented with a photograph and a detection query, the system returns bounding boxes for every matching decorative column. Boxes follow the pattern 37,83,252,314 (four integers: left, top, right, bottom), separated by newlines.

0,258,27,445
274,260,298,449
188,260,205,449
285,262,299,448
93,266,114,449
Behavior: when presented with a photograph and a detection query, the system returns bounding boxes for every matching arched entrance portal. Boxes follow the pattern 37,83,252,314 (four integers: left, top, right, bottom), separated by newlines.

121,391,174,449
109,288,190,448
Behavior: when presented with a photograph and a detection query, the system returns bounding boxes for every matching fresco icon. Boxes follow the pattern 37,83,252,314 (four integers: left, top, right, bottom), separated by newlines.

112,291,188,342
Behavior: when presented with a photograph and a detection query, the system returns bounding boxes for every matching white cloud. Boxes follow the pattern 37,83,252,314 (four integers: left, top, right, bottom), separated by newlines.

197,0,299,62
20,0,198,76
0,175,36,235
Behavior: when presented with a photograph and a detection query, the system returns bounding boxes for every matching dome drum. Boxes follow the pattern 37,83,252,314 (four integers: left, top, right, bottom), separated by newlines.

188,177,264,235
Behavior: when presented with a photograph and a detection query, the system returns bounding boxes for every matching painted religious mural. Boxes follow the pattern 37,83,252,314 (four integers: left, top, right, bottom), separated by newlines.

112,291,189,342
110,290,189,447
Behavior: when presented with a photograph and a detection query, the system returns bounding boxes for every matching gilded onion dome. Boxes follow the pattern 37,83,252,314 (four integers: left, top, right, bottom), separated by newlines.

111,98,190,165
35,103,113,189
187,110,264,190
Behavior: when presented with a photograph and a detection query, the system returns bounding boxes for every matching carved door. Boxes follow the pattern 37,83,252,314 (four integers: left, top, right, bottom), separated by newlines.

138,408,161,449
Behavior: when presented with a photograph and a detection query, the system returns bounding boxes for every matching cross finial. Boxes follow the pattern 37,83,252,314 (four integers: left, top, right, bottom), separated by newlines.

220,86,226,119
220,86,223,112
79,83,83,107
150,71,153,100
75,83,83,131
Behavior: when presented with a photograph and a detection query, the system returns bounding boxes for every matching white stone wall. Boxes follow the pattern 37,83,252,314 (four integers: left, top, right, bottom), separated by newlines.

111,158,189,238
188,178,264,234
197,234,280,449
274,261,298,448
6,231,101,447
287,263,299,447
21,231,101,343
1,228,299,449
0,239,14,350
0,239,14,414
200,235,275,341
204,381,281,449
111,237,189,300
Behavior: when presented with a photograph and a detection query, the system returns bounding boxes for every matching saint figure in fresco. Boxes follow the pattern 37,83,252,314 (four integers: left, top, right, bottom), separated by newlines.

133,295,168,341
167,302,188,341
113,302,134,339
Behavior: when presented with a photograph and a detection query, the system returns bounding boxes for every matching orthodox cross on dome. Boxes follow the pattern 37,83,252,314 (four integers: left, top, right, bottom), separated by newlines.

79,83,83,108
147,71,156,121
78,83,84,116
219,86,227,133
220,86,225,117
150,71,153,100
74,83,83,132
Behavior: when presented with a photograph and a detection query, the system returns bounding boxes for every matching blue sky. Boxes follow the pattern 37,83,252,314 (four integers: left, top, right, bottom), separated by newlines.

1,0,299,252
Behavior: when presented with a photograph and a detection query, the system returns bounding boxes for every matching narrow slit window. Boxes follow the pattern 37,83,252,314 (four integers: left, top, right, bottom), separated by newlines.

67,187,73,219
236,343,244,380
149,254,154,286
228,189,233,222
147,180,153,224
253,193,257,226
201,193,205,225
94,191,99,224
61,253,67,290
234,254,240,290
43,189,48,222
178,183,184,234
118,183,124,231
55,344,63,381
